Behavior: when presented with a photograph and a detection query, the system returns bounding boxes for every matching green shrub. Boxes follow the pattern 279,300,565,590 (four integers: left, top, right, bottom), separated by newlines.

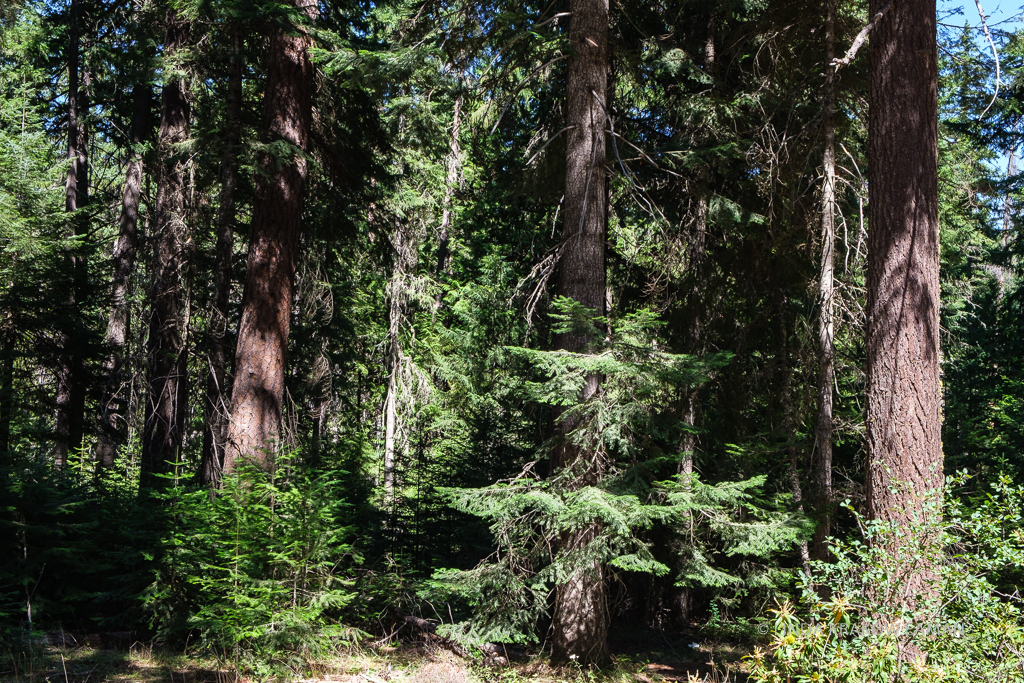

748,474,1024,683
144,454,365,677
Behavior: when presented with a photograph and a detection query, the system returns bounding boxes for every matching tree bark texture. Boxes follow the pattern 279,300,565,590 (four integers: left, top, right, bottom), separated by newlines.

55,0,89,467
550,0,610,667
97,84,150,470
200,24,243,487
142,12,191,485
811,0,837,561
224,0,316,473
865,0,942,596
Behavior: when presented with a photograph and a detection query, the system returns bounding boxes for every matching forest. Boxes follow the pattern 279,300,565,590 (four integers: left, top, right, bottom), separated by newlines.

1,0,1023,680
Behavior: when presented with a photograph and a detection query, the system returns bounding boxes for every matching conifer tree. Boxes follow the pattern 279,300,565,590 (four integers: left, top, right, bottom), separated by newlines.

865,0,942,608
97,83,151,470
200,17,244,486
142,7,192,485
224,0,317,472
54,0,89,467
550,0,611,666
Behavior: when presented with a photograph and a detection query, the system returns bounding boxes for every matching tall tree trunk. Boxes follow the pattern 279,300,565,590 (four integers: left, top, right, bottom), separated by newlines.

141,11,191,486
678,11,714,480
550,0,609,667
382,225,409,512
435,96,462,276
55,0,89,467
865,0,942,607
811,0,837,561
200,24,243,487
97,84,150,470
778,309,811,575
223,0,316,474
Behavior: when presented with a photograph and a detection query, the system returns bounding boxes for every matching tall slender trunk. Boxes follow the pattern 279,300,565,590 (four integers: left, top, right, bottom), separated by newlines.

55,0,88,467
435,96,462,276
778,310,811,575
865,0,942,608
223,0,316,474
811,0,837,561
1001,147,1017,250
550,0,609,667
97,85,150,470
382,226,408,511
141,11,191,486
200,24,243,487
678,12,714,480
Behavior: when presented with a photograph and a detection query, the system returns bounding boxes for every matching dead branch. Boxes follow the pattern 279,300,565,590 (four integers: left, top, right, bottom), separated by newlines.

832,0,894,70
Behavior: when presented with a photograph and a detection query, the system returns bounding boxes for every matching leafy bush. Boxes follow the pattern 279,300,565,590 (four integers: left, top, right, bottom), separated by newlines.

748,474,1024,683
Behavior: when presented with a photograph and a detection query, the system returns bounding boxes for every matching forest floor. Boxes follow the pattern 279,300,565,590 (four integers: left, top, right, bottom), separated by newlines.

0,632,751,683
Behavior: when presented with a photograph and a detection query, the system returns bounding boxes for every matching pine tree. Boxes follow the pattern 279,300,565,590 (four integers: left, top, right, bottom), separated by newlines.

548,0,611,665
224,0,317,472
864,0,943,613
142,7,192,486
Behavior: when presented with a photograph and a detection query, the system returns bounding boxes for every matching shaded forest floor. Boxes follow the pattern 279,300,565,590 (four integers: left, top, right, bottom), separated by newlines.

0,632,751,683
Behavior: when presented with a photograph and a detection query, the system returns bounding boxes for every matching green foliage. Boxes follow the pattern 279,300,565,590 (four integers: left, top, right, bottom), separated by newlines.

144,455,365,677
427,302,805,645
749,475,1024,683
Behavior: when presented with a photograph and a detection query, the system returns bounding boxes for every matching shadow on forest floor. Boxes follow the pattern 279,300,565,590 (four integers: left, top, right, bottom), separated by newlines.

0,630,751,683
0,638,230,683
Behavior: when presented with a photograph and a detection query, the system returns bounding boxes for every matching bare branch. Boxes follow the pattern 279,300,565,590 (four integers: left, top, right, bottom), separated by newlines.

833,0,894,70
974,0,1002,118
524,126,574,167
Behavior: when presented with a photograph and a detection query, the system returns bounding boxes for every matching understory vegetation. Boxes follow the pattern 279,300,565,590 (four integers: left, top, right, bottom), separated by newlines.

1,0,1023,680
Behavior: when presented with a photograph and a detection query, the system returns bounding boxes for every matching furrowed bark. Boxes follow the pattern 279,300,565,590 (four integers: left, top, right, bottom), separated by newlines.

550,0,610,667
141,11,191,486
224,0,316,474
865,0,942,611
200,23,243,487
97,84,150,470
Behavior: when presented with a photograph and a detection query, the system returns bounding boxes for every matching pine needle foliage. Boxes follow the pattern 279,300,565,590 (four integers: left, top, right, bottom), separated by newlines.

427,301,807,646
144,454,365,678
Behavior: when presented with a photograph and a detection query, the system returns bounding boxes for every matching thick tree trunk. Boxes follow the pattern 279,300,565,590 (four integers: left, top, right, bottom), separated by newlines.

811,0,837,561
97,85,150,470
200,25,243,487
55,0,88,468
223,0,316,473
865,0,942,602
141,12,191,486
550,0,610,667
